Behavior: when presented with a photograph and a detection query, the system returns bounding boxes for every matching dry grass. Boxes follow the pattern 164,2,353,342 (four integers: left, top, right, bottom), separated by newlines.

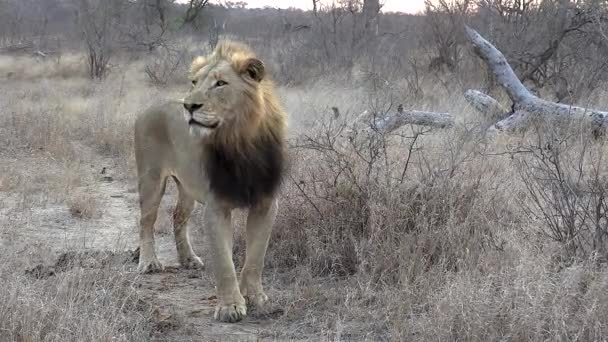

0,55,187,181
67,192,101,219
262,100,608,340
0,249,153,342
0,56,162,341
0,54,88,80
2,48,608,341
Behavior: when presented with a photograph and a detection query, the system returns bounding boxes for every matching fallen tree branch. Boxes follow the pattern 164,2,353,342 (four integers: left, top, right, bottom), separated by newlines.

464,89,509,122
352,26,608,135
464,26,608,134
357,107,454,133
0,43,33,54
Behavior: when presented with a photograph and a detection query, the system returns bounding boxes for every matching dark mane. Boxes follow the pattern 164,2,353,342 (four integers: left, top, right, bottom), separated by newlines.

204,132,285,208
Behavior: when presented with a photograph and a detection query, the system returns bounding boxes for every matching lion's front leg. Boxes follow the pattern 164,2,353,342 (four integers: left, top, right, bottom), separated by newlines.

203,202,246,322
239,198,278,308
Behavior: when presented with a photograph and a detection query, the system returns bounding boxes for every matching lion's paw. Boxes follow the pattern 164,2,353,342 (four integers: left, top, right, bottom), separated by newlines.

178,255,204,269
214,303,247,323
245,292,269,308
137,257,164,273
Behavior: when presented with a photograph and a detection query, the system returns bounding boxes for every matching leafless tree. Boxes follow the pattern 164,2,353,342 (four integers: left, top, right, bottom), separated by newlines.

183,0,209,25
424,0,471,72
362,0,380,36
308,0,380,68
144,44,188,86
131,0,172,51
74,0,122,79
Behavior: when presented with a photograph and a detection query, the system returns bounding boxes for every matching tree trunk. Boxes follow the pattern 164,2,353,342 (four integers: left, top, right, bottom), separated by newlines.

363,0,380,36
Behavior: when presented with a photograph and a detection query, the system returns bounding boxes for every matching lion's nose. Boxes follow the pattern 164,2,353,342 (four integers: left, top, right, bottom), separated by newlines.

184,103,203,113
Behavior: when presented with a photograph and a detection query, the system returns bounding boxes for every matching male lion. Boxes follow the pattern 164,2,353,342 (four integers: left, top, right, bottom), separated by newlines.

133,41,286,323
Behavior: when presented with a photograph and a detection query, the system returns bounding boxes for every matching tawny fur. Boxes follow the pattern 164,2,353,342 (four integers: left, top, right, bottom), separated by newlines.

133,40,287,323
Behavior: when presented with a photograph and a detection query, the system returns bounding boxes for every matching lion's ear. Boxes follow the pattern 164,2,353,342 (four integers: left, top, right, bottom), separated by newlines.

189,56,207,78
241,58,265,82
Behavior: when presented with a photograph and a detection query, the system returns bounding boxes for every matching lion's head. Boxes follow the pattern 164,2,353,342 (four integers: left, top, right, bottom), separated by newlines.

183,41,281,144
181,41,287,207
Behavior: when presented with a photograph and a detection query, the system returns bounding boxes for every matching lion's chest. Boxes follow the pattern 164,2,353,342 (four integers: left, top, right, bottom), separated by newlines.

203,138,284,208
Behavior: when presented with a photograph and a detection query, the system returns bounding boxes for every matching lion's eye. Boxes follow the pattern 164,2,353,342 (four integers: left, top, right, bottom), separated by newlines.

215,80,228,87
191,80,197,85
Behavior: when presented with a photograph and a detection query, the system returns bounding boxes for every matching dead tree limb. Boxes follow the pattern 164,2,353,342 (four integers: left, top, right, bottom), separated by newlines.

0,43,33,54
354,26,608,135
464,26,608,134
464,89,509,122
358,107,454,133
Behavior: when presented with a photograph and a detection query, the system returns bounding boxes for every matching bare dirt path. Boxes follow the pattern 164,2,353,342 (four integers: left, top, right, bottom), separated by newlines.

96,175,287,341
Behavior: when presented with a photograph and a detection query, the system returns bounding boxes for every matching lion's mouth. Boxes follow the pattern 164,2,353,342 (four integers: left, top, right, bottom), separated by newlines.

189,118,219,129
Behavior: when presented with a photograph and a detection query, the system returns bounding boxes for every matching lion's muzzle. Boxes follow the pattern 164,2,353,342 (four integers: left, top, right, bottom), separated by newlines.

182,103,221,130
184,103,202,113
183,108,221,138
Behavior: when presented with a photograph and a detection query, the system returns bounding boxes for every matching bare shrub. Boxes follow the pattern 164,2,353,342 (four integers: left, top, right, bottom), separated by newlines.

273,102,503,282
119,0,170,52
74,0,122,79
269,99,608,339
263,98,522,339
515,121,608,262
423,0,471,73
183,0,210,26
144,45,189,86
67,192,101,219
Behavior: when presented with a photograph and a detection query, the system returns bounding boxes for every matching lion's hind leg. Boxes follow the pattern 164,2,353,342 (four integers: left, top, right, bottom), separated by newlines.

137,169,167,273
239,198,278,308
173,178,204,269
